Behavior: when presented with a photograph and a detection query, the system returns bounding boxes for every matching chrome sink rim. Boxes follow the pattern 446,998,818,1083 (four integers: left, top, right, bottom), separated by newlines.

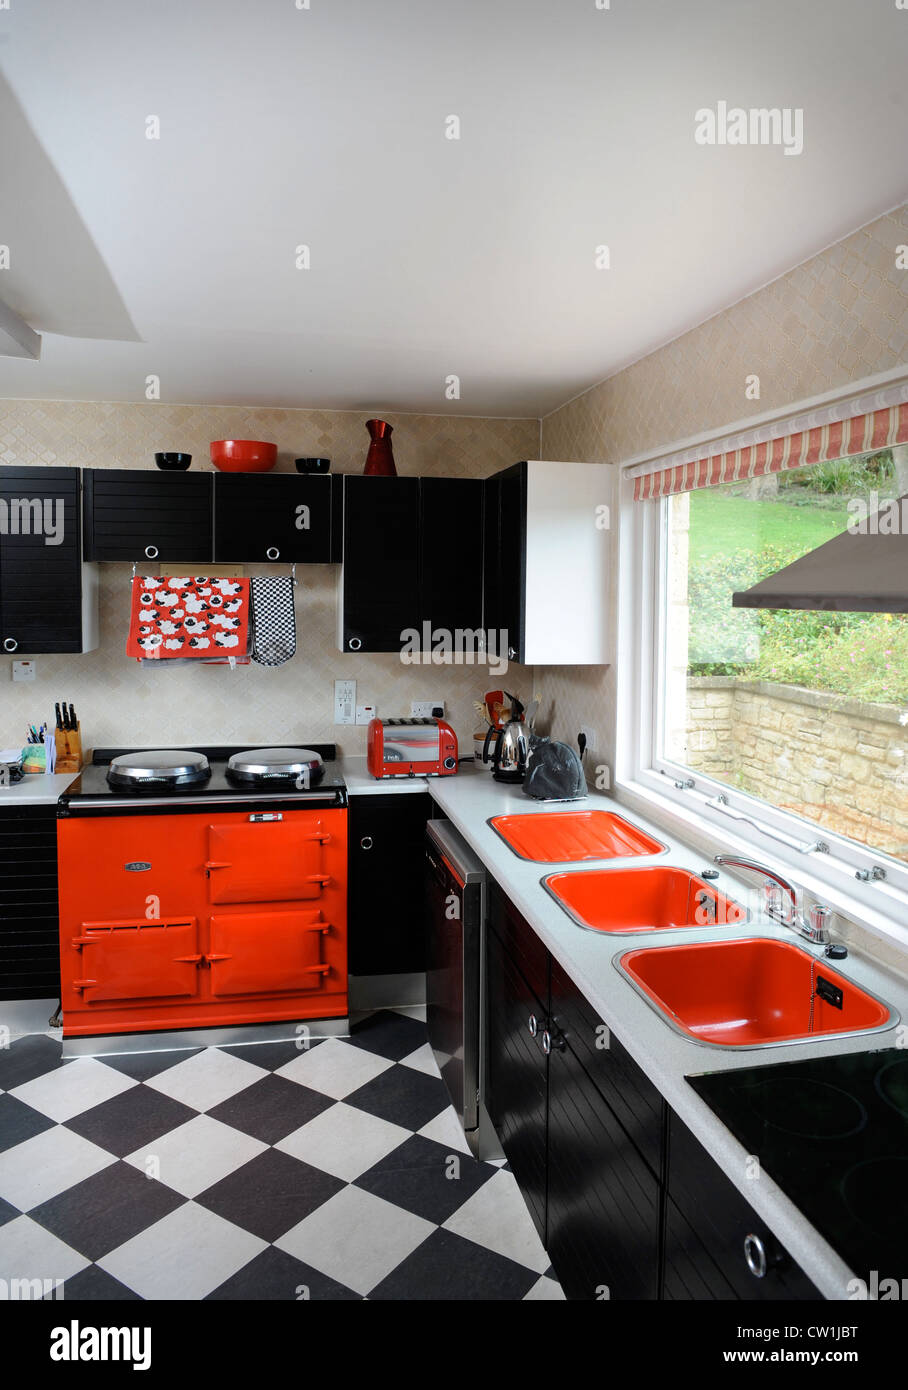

611,935,900,1051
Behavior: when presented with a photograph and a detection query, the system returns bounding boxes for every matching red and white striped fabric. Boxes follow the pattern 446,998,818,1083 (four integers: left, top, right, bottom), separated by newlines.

634,398,908,502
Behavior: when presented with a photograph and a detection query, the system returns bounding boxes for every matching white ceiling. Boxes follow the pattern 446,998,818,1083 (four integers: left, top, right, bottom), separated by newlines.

0,0,906,417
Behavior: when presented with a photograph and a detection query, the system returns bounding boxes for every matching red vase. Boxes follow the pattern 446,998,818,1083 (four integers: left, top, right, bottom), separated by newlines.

364,418,396,476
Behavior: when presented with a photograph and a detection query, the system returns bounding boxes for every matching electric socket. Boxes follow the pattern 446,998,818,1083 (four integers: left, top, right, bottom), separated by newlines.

411,700,445,719
334,679,356,725
12,661,36,682
578,725,597,752
355,703,376,726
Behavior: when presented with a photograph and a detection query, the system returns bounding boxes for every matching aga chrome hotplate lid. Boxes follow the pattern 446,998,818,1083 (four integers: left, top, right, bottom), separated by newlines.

226,746,325,784
107,749,211,788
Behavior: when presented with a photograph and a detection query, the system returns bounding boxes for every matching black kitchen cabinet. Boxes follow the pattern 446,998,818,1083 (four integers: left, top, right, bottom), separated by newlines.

486,910,549,1243
663,1107,821,1301
418,478,483,641
482,463,526,663
83,469,214,562
485,880,661,1293
338,476,484,653
213,473,334,563
547,1028,661,1301
348,792,432,975
0,805,60,999
339,477,419,651
0,466,95,654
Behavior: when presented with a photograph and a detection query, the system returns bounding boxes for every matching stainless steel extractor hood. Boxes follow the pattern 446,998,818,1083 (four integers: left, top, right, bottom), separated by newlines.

733,495,908,613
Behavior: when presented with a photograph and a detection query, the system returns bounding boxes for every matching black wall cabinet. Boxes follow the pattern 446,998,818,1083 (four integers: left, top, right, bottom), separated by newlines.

348,792,432,976
0,805,61,1000
338,476,483,653
482,463,526,663
0,466,92,654
213,474,334,563
84,469,214,563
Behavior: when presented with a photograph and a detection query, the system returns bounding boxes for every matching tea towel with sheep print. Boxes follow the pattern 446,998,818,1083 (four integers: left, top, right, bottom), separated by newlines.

250,575,296,666
126,576,251,660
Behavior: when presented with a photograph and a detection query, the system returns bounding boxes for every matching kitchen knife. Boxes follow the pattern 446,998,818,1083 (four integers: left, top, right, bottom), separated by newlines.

55,703,63,730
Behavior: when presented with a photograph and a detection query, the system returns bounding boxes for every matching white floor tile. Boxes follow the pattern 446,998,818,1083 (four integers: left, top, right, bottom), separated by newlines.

275,1037,392,1099
99,1201,266,1300
0,1126,115,1210
276,1185,433,1297
123,1114,267,1198
0,1215,89,1289
275,1102,409,1182
397,1042,441,1077
524,1274,566,1300
417,1104,475,1156
145,1046,266,1112
10,1057,136,1123
443,1167,550,1274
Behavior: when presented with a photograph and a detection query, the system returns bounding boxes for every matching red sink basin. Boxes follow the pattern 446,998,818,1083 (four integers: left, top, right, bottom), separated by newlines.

545,866,746,932
617,937,894,1047
489,810,664,862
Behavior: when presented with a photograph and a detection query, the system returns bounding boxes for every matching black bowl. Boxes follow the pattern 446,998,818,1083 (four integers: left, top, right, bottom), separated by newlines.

295,457,331,474
155,452,192,471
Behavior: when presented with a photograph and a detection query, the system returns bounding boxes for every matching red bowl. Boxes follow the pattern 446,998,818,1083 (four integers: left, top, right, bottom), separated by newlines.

210,440,277,472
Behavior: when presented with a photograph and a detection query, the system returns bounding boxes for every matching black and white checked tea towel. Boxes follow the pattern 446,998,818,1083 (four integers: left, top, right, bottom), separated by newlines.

250,576,297,666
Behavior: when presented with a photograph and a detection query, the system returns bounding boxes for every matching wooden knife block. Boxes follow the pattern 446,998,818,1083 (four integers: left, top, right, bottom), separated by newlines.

54,723,82,774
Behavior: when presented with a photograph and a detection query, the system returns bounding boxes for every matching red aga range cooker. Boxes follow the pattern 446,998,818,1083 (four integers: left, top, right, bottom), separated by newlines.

57,745,348,1041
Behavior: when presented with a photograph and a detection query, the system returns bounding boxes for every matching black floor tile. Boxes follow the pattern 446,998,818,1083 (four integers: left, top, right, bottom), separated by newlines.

29,1162,185,1262
63,1085,198,1157
354,1134,495,1224
195,1149,345,1243
206,1246,361,1301
0,1194,19,1226
0,1034,62,1090
62,1264,143,1300
345,1064,448,1130
219,1040,325,1072
0,1092,56,1152
347,1010,427,1062
206,1074,333,1144
91,1049,201,1082
369,1228,539,1301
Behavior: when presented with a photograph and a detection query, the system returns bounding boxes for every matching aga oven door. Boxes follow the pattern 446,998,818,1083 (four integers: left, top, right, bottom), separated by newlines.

71,917,201,1003
208,908,334,997
206,818,332,903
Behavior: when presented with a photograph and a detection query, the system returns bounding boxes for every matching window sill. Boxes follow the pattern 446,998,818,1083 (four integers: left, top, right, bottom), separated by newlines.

612,771,908,963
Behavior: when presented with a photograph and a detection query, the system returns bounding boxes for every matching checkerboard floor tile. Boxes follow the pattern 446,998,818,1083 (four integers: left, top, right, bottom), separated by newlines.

0,1008,562,1301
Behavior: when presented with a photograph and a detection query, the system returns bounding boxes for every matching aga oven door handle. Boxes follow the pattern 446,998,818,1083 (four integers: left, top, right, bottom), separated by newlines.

204,860,232,877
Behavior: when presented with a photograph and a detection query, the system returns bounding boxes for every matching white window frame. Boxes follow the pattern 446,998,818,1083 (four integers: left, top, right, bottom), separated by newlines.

613,470,908,948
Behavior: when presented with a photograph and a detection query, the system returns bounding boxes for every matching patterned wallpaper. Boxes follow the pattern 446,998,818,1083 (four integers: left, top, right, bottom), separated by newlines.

0,402,539,755
538,203,908,777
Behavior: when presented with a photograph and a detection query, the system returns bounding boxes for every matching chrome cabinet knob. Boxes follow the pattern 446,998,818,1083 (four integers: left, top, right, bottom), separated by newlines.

3,637,17,652
360,836,373,850
266,546,280,560
145,545,159,559
527,1014,538,1038
349,637,362,651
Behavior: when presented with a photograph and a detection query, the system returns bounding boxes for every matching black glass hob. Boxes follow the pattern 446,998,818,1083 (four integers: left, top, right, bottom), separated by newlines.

688,1048,908,1279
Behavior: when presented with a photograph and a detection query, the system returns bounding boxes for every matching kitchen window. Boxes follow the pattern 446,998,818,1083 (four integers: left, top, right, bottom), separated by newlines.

656,452,908,867
617,390,908,924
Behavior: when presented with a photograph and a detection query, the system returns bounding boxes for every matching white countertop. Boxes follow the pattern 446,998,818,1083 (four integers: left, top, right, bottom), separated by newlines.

424,766,908,1301
0,773,80,805
336,754,463,796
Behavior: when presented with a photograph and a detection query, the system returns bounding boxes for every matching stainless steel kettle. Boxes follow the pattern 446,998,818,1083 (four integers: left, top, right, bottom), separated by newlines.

482,693,530,783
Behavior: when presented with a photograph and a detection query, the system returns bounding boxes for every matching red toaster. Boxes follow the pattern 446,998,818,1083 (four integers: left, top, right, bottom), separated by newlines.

367,717,458,778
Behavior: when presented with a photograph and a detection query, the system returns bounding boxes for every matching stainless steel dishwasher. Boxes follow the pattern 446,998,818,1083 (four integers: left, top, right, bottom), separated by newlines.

425,818,495,1158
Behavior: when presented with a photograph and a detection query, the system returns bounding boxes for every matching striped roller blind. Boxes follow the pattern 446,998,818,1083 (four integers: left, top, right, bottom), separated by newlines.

633,383,908,501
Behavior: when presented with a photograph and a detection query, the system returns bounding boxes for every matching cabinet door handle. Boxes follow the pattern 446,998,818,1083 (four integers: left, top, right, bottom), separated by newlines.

266,546,280,560
145,545,159,559
360,835,373,850
541,1028,564,1055
3,637,17,652
507,646,517,659
349,637,362,651
743,1233,768,1279
527,1013,538,1038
